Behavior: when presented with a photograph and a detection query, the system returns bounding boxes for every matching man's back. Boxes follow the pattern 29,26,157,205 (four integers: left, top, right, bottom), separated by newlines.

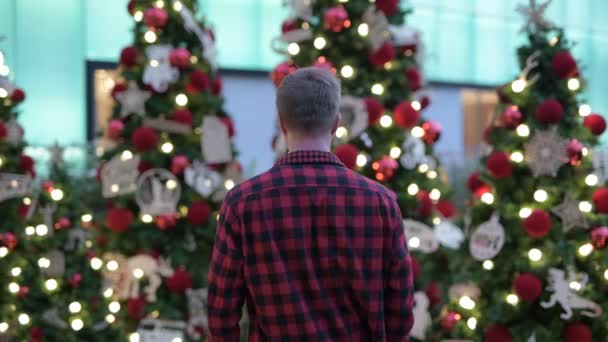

208,151,414,341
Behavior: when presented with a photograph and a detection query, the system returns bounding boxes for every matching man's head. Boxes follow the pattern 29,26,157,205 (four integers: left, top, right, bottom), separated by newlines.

276,67,341,144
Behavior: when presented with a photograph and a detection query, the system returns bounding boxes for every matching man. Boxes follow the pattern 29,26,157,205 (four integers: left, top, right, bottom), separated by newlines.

208,67,414,341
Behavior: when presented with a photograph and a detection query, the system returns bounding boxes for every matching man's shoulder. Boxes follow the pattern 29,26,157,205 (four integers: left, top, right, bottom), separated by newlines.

222,169,275,205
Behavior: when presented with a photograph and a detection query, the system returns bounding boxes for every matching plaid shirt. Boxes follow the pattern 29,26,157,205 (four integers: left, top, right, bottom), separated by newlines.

208,151,414,341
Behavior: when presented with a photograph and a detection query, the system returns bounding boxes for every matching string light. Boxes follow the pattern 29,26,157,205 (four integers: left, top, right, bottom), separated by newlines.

0,247,8,258
45,279,58,291
161,142,174,153
8,282,19,294
459,296,476,310
0,66,9,77
407,184,419,196
411,101,421,111
25,226,35,235
585,174,599,186
356,154,367,167
166,179,178,190
149,60,159,67
604,269,608,280
357,23,369,36
313,37,327,50
579,201,593,213
36,224,49,236
106,260,119,272
0,322,8,333
579,104,591,117
568,78,580,91
130,333,141,342
133,269,145,279
71,319,84,331
144,31,157,43
467,317,477,330
172,1,183,11
287,43,300,55
18,313,30,325
11,267,22,277
429,189,441,201
379,115,392,128
335,127,348,138
432,217,441,225
578,243,593,257
340,65,354,78
418,164,429,173
175,93,188,106
506,293,519,305
427,170,437,179
511,79,527,93
173,338,183,342
510,151,524,163
534,189,548,202
69,302,82,314
481,192,495,205
90,257,103,270
411,126,424,138
104,288,114,298
482,260,494,270
516,124,530,137
519,208,532,218
121,150,133,161
38,257,51,269
549,36,559,46
582,147,589,156
569,281,582,291
390,147,402,159
528,248,542,261
109,302,121,314
0,88,7,98
154,0,165,8
371,83,384,95
408,237,421,249
50,189,64,201
106,314,116,324
141,214,153,223
224,179,236,190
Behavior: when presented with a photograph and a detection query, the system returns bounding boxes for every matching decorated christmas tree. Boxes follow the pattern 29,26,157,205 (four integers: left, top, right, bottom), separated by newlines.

438,1,607,341
93,0,240,340
271,1,461,340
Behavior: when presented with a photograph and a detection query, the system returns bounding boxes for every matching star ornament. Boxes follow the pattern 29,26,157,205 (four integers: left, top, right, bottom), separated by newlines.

516,0,556,34
524,129,568,177
115,82,151,118
551,193,588,233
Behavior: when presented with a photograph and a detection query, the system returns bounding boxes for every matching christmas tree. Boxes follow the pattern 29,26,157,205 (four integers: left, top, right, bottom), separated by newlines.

438,1,607,341
271,1,461,340
93,0,240,340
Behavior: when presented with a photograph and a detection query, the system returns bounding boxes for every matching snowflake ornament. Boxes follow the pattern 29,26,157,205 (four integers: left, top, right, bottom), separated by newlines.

551,193,588,233
516,0,556,34
143,45,180,93
524,129,568,177
115,82,151,118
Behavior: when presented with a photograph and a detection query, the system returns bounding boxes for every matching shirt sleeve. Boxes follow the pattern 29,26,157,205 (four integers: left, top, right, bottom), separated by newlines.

207,200,246,341
384,200,414,340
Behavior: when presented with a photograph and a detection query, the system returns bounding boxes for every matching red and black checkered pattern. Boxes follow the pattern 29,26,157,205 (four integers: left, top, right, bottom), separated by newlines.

208,150,414,341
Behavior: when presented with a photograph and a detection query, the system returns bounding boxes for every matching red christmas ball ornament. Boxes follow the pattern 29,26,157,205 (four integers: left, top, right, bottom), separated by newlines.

552,51,578,79
417,190,433,218
441,311,461,333
18,203,30,219
467,171,486,193
0,122,7,141
55,217,72,230
127,0,136,14
1,232,18,250
144,8,168,29
131,127,159,152
156,214,177,231
127,297,148,320
29,327,44,342
107,119,125,140
323,6,349,33
169,48,191,69
166,268,193,293
514,273,543,301
106,207,135,233
500,106,523,129
170,108,194,126
271,61,297,87
436,200,457,219
484,324,512,342
564,322,592,342
393,101,420,128
281,19,298,33
583,114,606,136
171,155,190,175
524,209,552,238
590,226,608,249
120,46,138,67
371,156,398,182
212,77,223,95
410,256,420,279
593,188,608,213
111,82,127,99
369,42,396,67
419,96,431,109
536,99,564,124
220,117,236,137
335,144,360,170
11,88,26,103
566,139,584,166
41,180,55,192
19,155,36,177
486,151,512,179
69,273,83,287
405,67,423,91
425,282,441,307
364,97,384,124
187,201,211,226
375,0,399,16
422,120,442,144
190,70,211,92
18,285,29,298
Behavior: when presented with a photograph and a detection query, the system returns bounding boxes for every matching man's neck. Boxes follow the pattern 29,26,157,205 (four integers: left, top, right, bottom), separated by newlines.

288,137,331,153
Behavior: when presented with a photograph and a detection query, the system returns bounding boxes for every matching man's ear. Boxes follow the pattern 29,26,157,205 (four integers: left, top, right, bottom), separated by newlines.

278,114,288,137
330,113,341,135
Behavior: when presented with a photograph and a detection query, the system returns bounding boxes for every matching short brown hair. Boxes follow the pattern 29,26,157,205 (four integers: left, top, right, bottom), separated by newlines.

276,67,341,135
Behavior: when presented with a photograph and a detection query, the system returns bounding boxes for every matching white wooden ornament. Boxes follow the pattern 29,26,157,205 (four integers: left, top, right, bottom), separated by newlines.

524,129,568,177
143,117,192,135
186,288,208,340
551,193,588,233
135,169,181,216
403,219,439,254
41,250,65,278
0,173,32,202
337,96,369,142
178,6,217,70
469,213,505,261
42,307,68,329
4,118,23,146
362,6,389,52
448,282,481,301
115,82,151,118
143,45,179,93
400,135,426,170
516,0,556,33
410,292,431,340
64,228,91,252
389,25,420,48
137,319,186,342
0,75,15,95
101,153,141,198
39,204,56,237
286,0,314,20
540,268,602,320
184,161,223,198
434,220,464,250
201,116,232,164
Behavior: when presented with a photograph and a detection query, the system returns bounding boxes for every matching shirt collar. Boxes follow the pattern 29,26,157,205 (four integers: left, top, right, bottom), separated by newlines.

276,150,345,167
